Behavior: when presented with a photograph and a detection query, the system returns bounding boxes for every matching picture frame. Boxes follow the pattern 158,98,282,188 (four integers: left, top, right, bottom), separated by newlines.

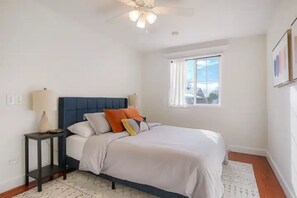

272,31,291,87
291,18,297,81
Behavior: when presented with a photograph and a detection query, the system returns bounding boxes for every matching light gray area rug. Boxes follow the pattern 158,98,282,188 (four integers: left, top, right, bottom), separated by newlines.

15,161,259,198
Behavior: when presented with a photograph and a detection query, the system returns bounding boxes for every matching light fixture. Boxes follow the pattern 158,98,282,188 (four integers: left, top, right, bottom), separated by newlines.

146,12,157,24
128,93,139,107
32,88,57,133
129,9,158,29
136,14,146,29
129,10,140,22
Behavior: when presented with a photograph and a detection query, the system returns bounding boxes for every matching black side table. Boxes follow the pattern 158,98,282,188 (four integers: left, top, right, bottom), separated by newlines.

24,131,67,192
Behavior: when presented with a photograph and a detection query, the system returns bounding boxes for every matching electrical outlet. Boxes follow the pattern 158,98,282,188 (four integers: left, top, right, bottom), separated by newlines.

6,94,15,105
15,95,22,105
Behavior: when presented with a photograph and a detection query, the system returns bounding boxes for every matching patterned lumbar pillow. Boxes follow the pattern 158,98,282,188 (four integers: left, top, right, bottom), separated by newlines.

121,119,150,136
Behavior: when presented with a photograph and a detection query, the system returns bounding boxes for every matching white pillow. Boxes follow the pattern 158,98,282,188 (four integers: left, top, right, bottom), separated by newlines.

84,112,111,135
67,121,95,138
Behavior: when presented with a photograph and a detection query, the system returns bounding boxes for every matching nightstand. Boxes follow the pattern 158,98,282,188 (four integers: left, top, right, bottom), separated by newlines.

24,131,67,192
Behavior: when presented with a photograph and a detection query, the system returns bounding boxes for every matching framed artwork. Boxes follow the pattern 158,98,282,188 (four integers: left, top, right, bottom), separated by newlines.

272,31,290,87
291,18,297,80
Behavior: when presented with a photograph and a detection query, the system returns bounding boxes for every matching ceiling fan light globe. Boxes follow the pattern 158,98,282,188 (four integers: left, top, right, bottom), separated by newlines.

129,10,140,22
136,18,146,28
146,12,157,24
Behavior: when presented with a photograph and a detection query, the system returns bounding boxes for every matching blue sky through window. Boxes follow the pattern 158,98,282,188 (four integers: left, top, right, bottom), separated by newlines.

185,56,220,104
186,57,219,82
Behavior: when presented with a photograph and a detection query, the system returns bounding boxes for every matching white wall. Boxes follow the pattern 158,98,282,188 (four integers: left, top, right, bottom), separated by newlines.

0,0,142,193
266,1,297,197
142,35,267,153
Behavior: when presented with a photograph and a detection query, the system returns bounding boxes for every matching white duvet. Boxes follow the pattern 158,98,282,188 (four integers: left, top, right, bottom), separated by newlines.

79,124,227,198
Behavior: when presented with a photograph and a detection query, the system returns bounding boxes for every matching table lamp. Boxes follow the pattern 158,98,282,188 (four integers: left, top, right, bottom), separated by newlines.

33,88,57,133
128,93,139,108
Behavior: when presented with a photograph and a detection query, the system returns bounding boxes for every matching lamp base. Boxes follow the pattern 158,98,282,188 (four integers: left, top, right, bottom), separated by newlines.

38,111,51,133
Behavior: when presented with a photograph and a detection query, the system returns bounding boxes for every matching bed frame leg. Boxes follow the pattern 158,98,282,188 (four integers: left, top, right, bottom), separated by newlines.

112,181,115,190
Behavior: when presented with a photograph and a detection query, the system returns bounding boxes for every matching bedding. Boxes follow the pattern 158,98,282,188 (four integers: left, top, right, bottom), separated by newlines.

67,121,95,138
104,109,127,132
121,119,150,136
79,124,227,198
66,135,88,161
84,112,111,134
122,108,144,121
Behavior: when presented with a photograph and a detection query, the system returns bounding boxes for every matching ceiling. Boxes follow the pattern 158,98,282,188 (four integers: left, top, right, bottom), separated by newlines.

38,0,279,52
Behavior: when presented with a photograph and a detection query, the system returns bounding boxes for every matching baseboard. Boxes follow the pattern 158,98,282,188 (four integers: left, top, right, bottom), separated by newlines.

266,152,296,198
228,145,267,156
0,175,24,193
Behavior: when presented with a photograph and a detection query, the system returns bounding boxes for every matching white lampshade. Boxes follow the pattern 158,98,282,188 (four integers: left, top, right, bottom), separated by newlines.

129,94,139,107
33,89,57,112
146,12,157,24
129,10,140,22
136,15,146,29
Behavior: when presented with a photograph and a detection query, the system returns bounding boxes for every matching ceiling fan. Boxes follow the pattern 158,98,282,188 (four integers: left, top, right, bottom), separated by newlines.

115,0,195,29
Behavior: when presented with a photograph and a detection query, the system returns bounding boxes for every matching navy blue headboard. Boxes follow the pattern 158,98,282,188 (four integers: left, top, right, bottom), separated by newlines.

58,97,128,166
58,97,128,135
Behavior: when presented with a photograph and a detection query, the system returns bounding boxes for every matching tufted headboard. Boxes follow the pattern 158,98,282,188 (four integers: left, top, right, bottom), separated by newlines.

58,97,128,136
58,97,128,166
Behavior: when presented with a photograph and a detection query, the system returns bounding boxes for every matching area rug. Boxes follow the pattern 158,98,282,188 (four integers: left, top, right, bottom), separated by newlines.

15,161,259,198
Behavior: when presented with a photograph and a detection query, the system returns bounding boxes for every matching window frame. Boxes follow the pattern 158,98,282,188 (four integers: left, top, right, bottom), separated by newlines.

183,53,223,108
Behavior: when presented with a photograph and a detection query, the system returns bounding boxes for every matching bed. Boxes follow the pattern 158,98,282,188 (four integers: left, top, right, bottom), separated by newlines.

58,97,227,198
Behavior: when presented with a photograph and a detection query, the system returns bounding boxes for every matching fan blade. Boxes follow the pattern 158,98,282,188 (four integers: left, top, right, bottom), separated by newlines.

106,12,129,23
153,6,195,16
118,0,136,7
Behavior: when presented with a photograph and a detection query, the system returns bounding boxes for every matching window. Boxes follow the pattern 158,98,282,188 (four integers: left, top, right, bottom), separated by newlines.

185,55,220,105
169,55,221,107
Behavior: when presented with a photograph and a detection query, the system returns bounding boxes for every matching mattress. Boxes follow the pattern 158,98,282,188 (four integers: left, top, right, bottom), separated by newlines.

66,135,88,161
80,125,227,198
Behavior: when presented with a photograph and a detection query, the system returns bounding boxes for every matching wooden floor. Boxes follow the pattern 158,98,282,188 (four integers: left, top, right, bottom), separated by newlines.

0,152,286,198
229,152,286,198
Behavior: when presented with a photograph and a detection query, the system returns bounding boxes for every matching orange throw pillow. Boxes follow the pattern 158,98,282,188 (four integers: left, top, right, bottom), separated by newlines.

104,109,127,133
122,108,144,122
